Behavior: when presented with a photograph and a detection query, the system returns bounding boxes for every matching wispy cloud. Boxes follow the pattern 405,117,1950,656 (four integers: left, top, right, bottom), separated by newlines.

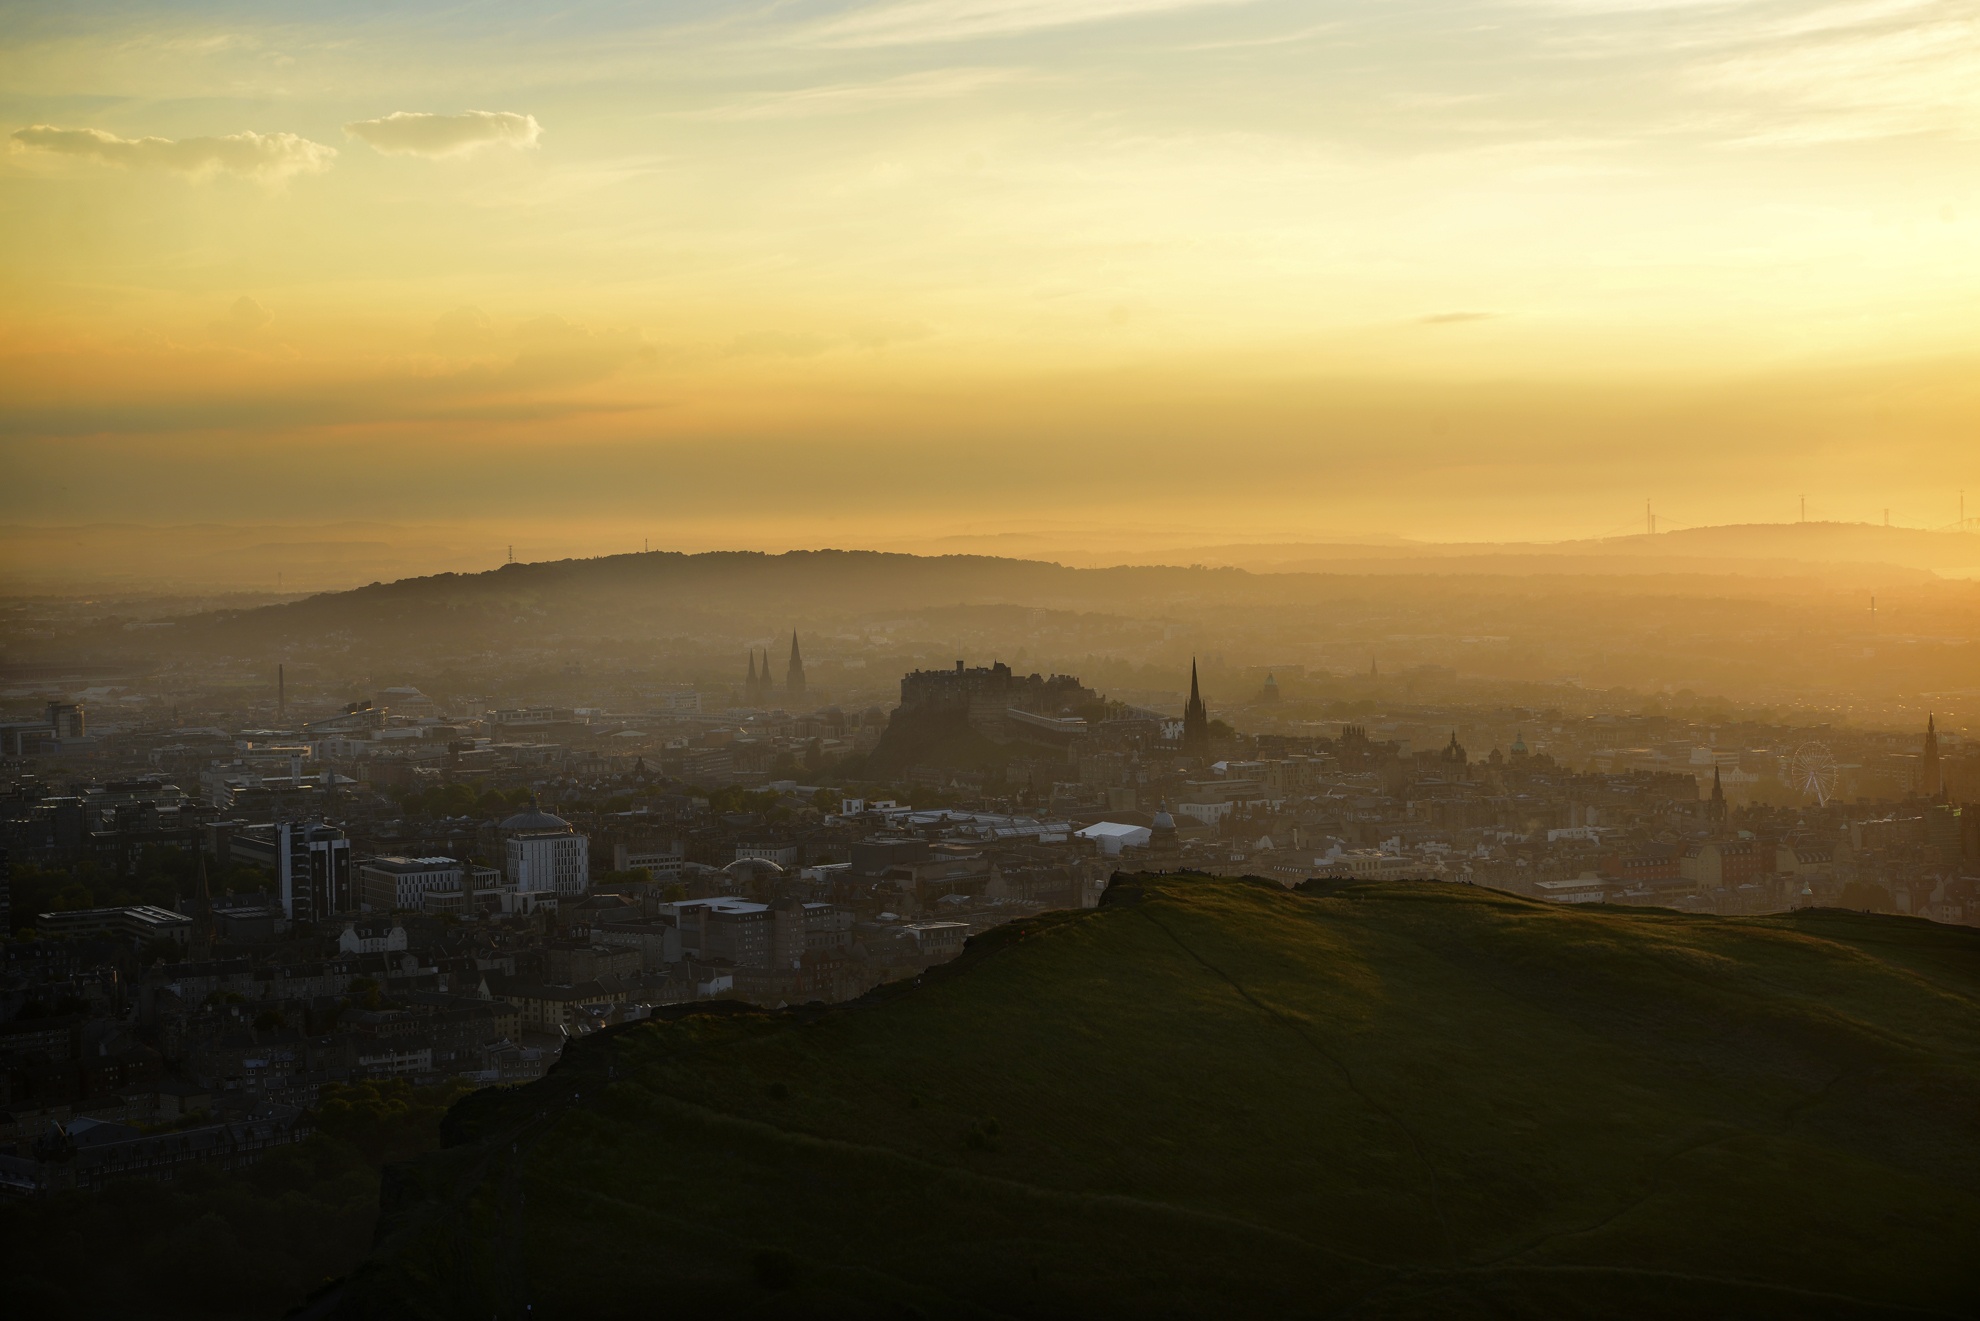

692,67,1025,120
728,330,836,357
807,0,1245,47
9,124,335,180
1696,9,1980,143
344,110,542,158
1181,20,1339,51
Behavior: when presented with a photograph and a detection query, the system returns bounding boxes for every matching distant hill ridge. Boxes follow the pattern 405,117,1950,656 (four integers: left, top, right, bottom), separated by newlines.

1168,521,1980,575
316,876,1980,1319
200,521,1973,633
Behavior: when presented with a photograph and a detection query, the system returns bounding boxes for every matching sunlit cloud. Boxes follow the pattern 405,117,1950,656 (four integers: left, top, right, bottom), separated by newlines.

693,68,1024,120
728,330,836,357
431,306,496,356
210,296,274,347
1696,12,1980,143
344,110,542,158
8,124,335,180
849,320,935,348
808,0,1245,47
1180,21,1339,51
505,315,655,388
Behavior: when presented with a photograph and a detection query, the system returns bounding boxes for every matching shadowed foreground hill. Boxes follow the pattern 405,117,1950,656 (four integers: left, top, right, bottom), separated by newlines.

320,878,1980,1319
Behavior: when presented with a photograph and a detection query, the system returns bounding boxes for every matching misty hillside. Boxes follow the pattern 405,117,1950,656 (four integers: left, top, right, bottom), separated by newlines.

316,876,1980,1319
17,537,1978,715
99,529,1975,657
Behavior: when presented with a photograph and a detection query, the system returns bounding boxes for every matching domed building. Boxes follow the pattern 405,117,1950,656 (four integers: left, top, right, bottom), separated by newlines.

500,804,572,833
500,801,590,899
723,857,786,896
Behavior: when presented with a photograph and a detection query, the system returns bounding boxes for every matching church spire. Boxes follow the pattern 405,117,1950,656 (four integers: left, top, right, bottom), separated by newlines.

1923,714,1942,797
786,630,806,700
1182,659,1209,753
746,649,759,703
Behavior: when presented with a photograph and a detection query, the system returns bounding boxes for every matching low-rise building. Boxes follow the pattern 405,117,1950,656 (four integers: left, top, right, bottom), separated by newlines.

489,978,634,1032
594,919,685,970
358,855,464,912
612,842,684,880
33,904,191,948
338,919,409,955
1680,839,1768,890
0,1104,311,1196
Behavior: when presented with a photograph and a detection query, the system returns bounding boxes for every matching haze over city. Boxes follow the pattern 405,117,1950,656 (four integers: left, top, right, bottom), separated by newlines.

3,3,1980,1319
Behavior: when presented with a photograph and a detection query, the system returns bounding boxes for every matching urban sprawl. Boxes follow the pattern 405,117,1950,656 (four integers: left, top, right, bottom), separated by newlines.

1,643,1974,1196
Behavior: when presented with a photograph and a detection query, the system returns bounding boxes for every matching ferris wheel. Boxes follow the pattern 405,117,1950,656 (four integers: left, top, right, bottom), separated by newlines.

1788,743,1840,806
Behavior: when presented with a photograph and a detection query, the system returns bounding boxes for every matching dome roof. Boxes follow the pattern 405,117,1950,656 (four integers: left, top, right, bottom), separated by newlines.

723,857,786,880
501,807,570,832
1151,805,1177,831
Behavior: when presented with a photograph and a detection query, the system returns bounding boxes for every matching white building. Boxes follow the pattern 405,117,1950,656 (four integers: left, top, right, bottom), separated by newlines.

339,918,409,953
359,855,463,912
1074,821,1152,856
503,806,591,897
612,842,683,881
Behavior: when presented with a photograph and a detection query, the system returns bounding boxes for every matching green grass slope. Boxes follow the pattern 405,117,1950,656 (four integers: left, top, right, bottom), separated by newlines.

319,878,1980,1320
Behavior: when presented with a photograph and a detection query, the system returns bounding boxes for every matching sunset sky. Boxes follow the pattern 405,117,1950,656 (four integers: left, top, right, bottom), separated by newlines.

2,0,1976,553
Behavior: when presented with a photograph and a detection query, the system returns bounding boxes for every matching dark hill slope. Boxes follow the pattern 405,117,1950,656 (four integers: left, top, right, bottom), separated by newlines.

323,878,1980,1319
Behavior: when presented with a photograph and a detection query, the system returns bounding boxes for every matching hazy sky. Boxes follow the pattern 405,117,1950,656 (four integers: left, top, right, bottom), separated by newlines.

2,0,1976,548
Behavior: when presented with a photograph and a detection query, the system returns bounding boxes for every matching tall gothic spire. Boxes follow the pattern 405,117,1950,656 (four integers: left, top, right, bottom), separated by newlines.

1183,659,1209,753
746,649,759,702
1923,714,1942,797
786,631,806,700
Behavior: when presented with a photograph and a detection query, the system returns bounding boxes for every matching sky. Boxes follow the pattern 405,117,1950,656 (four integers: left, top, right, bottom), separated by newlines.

1,0,1976,555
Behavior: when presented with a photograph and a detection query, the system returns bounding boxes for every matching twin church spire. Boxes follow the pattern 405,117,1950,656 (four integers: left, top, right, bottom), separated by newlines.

744,631,805,705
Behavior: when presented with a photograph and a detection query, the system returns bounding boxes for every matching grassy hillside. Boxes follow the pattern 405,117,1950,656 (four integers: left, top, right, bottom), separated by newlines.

317,877,1980,1319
